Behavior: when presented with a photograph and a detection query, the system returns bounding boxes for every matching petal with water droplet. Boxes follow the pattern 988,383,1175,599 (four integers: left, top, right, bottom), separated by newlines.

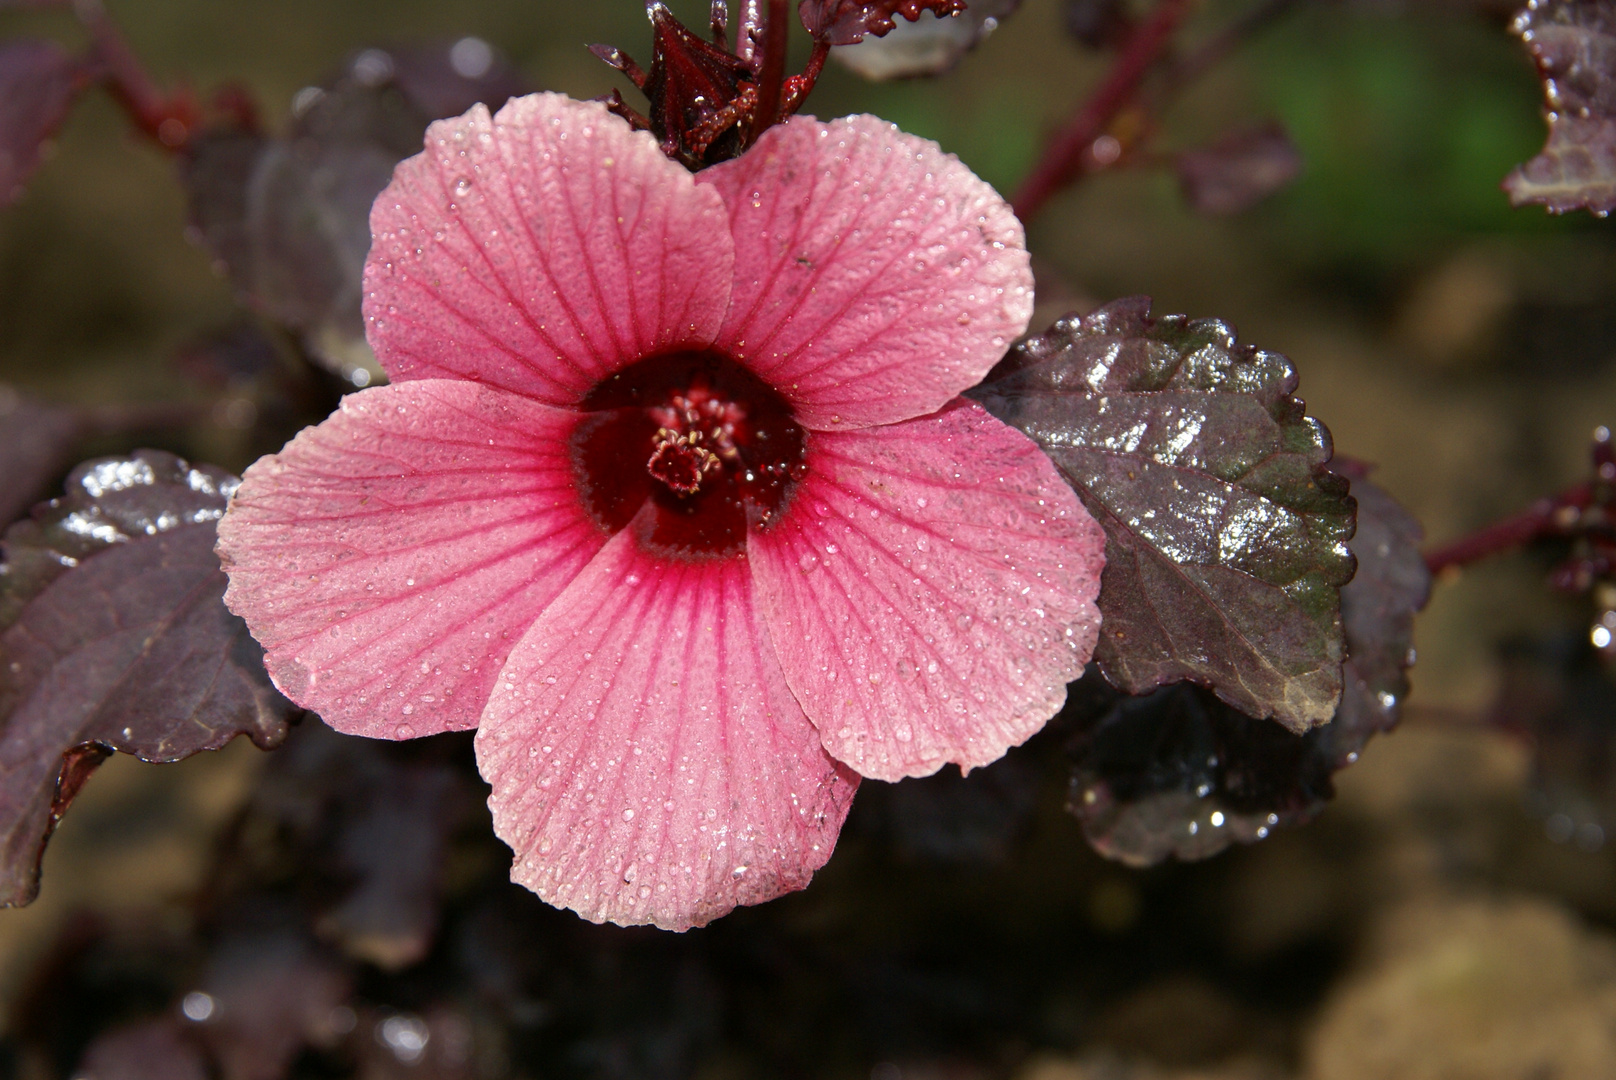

476,524,857,930
750,400,1104,780
366,93,734,403
700,114,1031,430
217,379,603,738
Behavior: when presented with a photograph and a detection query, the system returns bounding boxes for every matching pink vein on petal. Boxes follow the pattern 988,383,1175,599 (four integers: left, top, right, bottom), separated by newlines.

476,524,858,931
365,93,736,405
216,380,605,739
748,400,1106,781
700,114,1034,430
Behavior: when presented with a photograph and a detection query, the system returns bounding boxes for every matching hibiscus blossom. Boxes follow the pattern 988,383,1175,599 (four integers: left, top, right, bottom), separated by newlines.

216,92,1105,930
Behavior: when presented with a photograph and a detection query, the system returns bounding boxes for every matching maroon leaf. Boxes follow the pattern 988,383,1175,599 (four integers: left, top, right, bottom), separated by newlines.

1174,122,1303,216
74,1019,209,1080
832,0,1021,80
1066,476,1429,866
183,42,528,385
248,723,482,971
632,3,756,168
1505,0,1616,214
972,298,1357,733
0,385,84,528
799,0,969,46
0,451,297,907
0,39,91,206
191,929,352,1080
1492,634,1616,849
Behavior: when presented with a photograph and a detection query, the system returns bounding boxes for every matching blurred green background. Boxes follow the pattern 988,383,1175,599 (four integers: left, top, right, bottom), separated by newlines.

2,1,1614,1076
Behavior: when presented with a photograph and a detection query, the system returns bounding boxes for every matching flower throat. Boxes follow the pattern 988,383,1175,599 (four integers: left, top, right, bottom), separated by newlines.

570,352,807,559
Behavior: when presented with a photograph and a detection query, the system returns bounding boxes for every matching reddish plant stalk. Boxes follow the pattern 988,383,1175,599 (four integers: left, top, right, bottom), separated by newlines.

751,0,790,136
75,0,199,148
781,40,830,116
1011,0,1194,222
1424,483,1595,576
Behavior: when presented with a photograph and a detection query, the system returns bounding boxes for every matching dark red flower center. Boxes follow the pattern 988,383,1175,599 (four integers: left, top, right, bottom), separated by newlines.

570,352,807,559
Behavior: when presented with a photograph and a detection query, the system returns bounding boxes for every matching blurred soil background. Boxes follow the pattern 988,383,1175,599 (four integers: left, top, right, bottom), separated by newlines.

2,0,1615,1077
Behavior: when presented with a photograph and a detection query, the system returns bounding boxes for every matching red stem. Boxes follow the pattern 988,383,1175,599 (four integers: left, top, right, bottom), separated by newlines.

1423,483,1594,576
75,0,198,148
781,40,830,117
1011,0,1195,222
751,0,789,136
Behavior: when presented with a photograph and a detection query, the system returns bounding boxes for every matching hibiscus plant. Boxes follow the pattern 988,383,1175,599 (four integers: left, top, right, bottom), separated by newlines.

0,0,1613,1074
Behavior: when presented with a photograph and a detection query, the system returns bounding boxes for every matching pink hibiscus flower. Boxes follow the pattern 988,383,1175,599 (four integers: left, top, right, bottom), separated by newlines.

216,92,1105,930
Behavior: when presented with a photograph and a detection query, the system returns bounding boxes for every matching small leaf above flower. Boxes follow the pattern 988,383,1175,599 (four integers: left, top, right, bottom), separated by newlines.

0,450,297,906
0,39,92,206
1505,0,1616,215
1174,122,1303,216
972,297,1357,732
799,0,969,46
831,0,1020,80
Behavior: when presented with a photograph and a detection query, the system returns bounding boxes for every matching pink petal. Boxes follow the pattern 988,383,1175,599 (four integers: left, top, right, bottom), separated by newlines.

749,400,1105,781
216,380,603,738
365,93,735,404
700,114,1033,430
476,528,857,930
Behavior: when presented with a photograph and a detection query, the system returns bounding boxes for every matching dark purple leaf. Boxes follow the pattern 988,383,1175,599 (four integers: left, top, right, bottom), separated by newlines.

1066,476,1429,865
831,0,1022,80
386,38,529,122
0,451,297,907
1332,470,1429,756
0,39,90,206
1492,634,1616,850
1174,123,1303,215
0,385,84,528
1505,0,1616,214
74,1019,209,1080
183,42,528,386
972,298,1357,733
247,723,481,970
191,930,352,1080
173,321,284,390
799,0,969,46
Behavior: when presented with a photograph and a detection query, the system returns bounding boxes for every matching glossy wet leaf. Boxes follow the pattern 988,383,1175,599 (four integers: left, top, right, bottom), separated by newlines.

0,451,297,907
1065,476,1428,865
183,41,528,385
1175,123,1303,216
1505,0,1616,214
799,0,969,46
0,39,89,206
972,297,1357,732
0,386,84,528
832,0,1022,80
